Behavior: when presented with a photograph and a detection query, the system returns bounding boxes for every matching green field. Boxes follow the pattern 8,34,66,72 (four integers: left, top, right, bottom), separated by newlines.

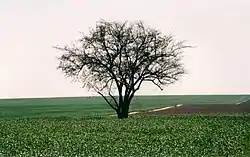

0,95,250,118
0,95,250,156
0,116,249,156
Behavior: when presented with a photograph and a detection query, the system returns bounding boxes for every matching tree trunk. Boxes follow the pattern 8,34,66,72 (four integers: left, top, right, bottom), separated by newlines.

117,103,129,119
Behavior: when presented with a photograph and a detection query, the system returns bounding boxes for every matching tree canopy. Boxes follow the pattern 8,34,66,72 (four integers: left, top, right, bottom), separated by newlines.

54,20,190,119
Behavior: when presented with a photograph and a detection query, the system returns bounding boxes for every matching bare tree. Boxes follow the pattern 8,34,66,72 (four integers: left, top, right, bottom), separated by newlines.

54,20,190,119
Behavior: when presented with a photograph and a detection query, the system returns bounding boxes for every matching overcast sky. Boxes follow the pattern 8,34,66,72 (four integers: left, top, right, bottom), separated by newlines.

0,0,249,98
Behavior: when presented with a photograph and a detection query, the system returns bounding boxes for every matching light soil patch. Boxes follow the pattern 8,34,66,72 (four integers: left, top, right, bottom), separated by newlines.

128,111,140,115
149,104,183,112
236,99,249,105
236,96,250,105
110,104,184,116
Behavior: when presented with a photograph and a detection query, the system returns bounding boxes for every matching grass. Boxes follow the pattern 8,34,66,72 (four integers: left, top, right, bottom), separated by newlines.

0,116,249,156
0,95,249,156
0,95,249,118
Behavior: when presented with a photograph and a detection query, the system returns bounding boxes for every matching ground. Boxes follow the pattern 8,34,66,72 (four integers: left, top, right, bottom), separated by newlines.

1,95,250,117
0,95,250,156
1,116,250,156
135,101,250,116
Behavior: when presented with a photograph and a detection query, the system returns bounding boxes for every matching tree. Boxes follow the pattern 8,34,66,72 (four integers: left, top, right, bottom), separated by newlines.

54,20,190,119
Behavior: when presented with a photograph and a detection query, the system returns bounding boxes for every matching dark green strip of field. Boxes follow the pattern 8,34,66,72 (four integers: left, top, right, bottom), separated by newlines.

0,95,249,118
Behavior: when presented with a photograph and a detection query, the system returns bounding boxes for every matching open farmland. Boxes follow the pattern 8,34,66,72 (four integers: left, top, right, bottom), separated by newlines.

0,95,250,156
0,95,250,118
0,116,250,156
137,100,250,116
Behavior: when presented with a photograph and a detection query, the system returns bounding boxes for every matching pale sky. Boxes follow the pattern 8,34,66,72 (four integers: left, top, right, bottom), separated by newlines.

0,0,250,98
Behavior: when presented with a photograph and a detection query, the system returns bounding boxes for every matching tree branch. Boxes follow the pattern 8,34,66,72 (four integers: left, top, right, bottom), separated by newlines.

108,80,119,108
97,91,118,111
